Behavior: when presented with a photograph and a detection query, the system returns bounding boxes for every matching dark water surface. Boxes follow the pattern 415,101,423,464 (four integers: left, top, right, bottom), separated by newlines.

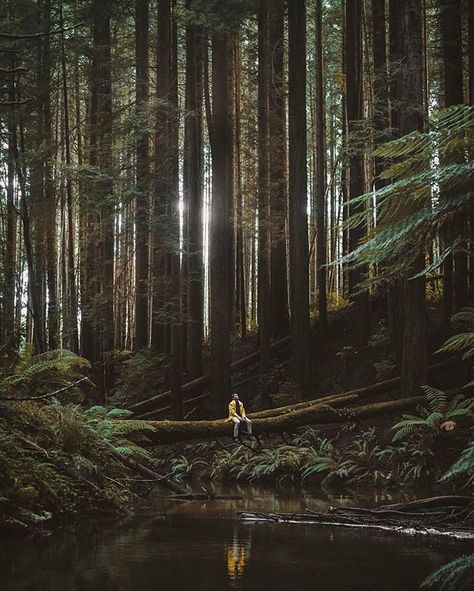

1,484,471,591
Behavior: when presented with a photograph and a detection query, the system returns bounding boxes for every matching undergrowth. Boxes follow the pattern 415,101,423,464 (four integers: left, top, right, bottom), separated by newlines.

156,389,473,490
0,349,158,532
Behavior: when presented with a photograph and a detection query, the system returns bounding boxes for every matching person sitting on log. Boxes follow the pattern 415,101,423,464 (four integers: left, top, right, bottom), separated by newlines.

228,393,252,441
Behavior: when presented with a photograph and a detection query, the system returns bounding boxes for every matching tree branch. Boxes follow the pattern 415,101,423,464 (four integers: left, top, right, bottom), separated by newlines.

0,377,90,402
0,22,85,41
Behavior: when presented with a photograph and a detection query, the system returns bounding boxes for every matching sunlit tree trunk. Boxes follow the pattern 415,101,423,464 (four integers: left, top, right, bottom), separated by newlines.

60,5,78,353
185,2,204,379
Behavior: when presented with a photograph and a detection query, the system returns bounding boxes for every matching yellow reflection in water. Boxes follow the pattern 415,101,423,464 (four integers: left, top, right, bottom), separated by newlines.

225,527,252,585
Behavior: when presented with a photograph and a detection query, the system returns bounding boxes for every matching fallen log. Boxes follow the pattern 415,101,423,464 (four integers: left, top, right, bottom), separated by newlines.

139,389,359,421
239,495,474,538
372,496,474,512
137,358,453,421
129,335,291,417
138,394,432,445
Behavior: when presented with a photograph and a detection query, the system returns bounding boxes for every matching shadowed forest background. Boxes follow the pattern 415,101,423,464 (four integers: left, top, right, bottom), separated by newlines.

0,4,474,586
0,0,473,410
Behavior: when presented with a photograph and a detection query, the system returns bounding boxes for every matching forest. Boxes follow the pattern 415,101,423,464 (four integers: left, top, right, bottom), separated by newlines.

0,0,473,590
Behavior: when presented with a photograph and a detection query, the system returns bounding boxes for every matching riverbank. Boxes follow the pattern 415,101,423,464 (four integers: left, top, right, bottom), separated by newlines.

0,399,158,533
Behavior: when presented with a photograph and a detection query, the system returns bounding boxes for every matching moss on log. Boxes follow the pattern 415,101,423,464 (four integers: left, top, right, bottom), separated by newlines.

139,394,427,445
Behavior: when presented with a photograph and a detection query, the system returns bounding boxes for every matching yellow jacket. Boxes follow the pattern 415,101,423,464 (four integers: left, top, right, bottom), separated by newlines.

228,399,246,421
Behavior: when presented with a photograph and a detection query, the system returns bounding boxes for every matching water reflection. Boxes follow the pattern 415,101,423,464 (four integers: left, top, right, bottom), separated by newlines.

226,527,252,586
0,484,470,591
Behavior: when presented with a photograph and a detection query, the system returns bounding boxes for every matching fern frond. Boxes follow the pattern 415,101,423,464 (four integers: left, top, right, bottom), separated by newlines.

421,385,448,413
421,554,474,591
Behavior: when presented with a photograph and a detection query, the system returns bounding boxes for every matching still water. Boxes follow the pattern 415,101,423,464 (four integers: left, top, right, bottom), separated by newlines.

1,484,471,591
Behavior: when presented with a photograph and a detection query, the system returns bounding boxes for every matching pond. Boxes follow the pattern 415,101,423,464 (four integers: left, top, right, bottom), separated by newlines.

1,484,470,591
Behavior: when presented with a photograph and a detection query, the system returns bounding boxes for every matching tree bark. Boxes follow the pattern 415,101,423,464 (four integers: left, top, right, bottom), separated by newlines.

185,2,204,379
258,0,271,404
59,5,79,353
268,0,289,340
91,0,115,400
151,0,173,353
169,1,182,419
439,0,468,315
288,0,312,398
345,0,370,343
469,0,474,301
210,32,235,405
134,0,150,350
389,0,427,395
315,0,327,330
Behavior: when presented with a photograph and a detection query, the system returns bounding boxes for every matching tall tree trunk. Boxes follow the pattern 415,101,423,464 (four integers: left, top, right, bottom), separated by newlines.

390,0,427,395
258,0,271,403
234,37,247,339
91,0,115,400
169,1,182,419
60,6,79,353
135,0,150,350
315,0,327,330
151,0,173,353
4,71,17,352
345,0,370,343
268,0,289,340
372,0,389,187
288,0,311,398
41,0,58,351
469,0,474,301
185,2,204,379
439,0,468,315
210,32,234,405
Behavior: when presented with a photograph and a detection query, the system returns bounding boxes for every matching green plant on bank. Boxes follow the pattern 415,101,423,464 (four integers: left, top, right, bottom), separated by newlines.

391,387,474,443
0,347,161,530
41,403,157,461
208,428,435,487
0,401,158,530
440,441,474,490
420,554,474,591
438,308,474,387
169,455,209,483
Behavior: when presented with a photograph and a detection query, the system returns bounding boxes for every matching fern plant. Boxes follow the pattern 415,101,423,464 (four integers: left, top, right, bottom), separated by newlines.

421,554,474,591
341,105,474,290
28,402,156,462
440,441,474,489
391,387,474,443
438,308,474,388
0,348,90,399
